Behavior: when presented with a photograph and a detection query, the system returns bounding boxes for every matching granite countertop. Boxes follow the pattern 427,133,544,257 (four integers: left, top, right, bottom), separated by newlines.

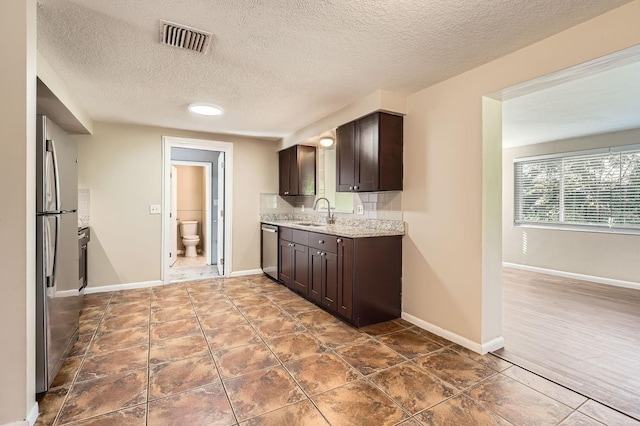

261,219,405,238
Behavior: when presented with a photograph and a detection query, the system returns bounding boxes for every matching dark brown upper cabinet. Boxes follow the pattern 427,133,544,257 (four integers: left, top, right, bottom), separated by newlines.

279,145,316,196
336,112,403,192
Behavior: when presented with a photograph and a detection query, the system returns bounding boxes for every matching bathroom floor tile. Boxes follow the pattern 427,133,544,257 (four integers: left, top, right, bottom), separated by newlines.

224,366,306,422
312,380,406,426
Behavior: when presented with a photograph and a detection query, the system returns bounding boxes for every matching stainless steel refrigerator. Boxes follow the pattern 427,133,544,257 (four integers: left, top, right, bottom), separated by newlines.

36,115,80,393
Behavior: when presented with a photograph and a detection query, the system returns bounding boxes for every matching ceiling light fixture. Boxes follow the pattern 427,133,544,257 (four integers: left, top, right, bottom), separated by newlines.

319,137,334,147
188,102,224,116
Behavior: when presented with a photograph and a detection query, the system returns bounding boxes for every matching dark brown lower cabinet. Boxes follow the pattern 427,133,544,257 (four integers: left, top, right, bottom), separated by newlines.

309,249,337,311
278,227,401,328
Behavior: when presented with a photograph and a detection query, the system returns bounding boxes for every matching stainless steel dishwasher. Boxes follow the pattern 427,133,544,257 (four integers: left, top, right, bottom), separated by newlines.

261,224,278,280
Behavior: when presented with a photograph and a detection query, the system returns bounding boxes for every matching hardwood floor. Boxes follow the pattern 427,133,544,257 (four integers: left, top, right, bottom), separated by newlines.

495,267,640,421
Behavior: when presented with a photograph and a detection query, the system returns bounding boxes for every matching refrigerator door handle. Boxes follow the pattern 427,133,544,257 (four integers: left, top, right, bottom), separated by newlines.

46,139,61,212
44,215,59,288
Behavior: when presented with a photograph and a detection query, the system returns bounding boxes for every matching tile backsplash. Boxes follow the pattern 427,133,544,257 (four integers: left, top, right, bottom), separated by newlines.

78,188,91,227
260,191,403,223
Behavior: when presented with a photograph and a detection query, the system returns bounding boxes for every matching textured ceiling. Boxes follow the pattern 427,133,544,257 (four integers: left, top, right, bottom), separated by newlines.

37,0,632,139
503,60,640,148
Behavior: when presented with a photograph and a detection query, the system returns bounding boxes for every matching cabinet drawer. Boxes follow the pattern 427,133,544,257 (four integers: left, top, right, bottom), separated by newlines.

308,232,338,254
280,227,293,241
293,229,309,245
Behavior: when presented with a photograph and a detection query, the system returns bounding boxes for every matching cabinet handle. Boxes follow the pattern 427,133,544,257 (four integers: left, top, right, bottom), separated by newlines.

319,240,324,244
336,238,342,243
354,185,359,190
284,191,289,195
288,243,294,247
349,186,353,190
320,252,325,256
317,251,321,255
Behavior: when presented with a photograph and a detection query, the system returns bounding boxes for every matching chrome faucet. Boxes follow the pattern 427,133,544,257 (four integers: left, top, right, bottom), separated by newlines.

313,197,335,224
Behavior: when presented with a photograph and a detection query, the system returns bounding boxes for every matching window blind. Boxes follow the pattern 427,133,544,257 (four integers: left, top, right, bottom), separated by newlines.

514,147,640,230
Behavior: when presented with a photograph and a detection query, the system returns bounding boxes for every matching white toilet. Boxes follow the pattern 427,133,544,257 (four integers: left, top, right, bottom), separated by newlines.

179,220,200,257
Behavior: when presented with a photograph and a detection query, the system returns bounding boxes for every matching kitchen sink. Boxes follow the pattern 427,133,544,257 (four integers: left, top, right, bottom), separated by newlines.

295,222,325,227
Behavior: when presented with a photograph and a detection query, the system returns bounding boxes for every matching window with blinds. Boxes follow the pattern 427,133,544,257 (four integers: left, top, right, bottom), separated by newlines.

514,146,640,230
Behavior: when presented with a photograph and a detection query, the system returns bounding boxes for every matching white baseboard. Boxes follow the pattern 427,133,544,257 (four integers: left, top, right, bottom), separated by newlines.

83,280,164,294
401,312,504,355
229,269,263,278
26,402,38,426
502,262,640,291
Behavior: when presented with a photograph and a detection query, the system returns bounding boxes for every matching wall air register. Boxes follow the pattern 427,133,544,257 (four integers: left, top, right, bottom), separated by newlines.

160,20,211,54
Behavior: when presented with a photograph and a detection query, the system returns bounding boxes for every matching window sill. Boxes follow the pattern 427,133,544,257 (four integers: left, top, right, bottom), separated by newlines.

514,223,640,236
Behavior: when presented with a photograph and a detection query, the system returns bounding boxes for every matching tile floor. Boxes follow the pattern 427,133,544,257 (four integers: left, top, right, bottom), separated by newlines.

168,254,219,282
37,274,640,426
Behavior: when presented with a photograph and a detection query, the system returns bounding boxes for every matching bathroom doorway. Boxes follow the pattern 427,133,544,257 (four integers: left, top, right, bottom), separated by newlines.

169,161,214,279
162,137,233,282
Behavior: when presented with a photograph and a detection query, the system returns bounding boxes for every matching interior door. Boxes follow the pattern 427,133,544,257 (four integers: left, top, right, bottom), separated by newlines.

217,154,225,275
170,165,178,266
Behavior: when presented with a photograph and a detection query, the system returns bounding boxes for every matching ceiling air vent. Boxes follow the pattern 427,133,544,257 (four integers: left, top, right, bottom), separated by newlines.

160,20,211,54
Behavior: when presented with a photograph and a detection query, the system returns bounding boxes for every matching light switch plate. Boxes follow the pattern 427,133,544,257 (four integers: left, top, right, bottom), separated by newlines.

356,205,364,215
149,204,161,214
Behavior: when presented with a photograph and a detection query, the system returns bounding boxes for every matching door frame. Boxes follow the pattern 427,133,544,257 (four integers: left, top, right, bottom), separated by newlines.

171,160,212,264
162,136,234,282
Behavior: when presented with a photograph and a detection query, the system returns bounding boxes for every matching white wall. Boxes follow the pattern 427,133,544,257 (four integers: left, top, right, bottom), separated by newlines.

0,0,37,423
503,128,640,283
76,122,278,287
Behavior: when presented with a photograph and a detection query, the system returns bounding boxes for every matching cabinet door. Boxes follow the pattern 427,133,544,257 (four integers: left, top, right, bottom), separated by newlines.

279,149,291,196
337,238,353,319
322,252,338,311
292,244,309,295
308,250,323,303
336,122,356,192
278,238,293,288
354,113,379,192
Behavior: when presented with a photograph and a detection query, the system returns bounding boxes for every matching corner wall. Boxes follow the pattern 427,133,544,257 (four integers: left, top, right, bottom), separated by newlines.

0,0,37,423
503,128,640,283
402,0,640,347
76,122,278,287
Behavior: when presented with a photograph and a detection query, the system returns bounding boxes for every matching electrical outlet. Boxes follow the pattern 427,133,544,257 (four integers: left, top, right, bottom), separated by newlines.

149,204,161,214
356,205,364,215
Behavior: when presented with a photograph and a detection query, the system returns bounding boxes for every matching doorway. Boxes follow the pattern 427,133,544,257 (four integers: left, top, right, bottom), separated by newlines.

487,46,640,420
162,137,233,282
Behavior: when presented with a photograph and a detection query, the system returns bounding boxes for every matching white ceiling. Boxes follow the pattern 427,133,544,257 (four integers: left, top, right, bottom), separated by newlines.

37,0,632,139
503,60,640,148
